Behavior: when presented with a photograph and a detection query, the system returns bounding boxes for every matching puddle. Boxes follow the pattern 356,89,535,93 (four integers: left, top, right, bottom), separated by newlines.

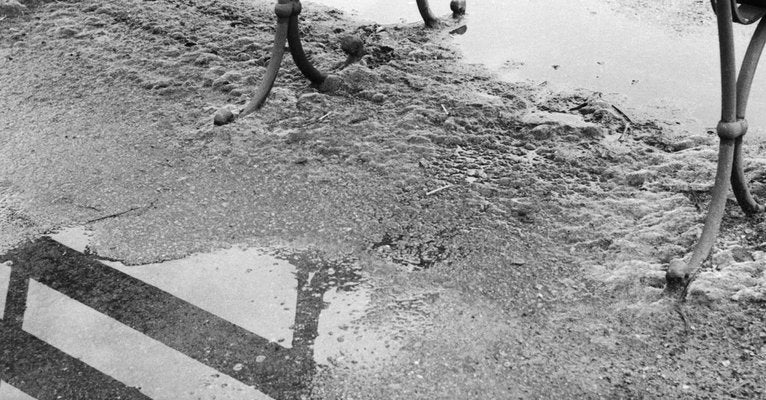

307,0,423,24
314,287,390,368
102,251,300,347
309,0,766,134
0,381,36,400
24,280,271,400
1,227,374,400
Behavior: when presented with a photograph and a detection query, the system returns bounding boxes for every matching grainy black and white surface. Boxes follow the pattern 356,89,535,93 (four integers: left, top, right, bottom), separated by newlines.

1,0,765,398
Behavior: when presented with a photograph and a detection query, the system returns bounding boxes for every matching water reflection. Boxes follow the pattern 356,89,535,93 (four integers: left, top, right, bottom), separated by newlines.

0,380,37,400
309,0,766,133
0,229,370,400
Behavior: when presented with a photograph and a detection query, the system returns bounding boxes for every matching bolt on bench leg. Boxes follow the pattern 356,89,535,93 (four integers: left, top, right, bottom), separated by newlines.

665,0,766,295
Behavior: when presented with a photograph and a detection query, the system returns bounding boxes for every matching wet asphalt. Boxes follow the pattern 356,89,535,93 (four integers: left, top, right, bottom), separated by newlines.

1,234,370,399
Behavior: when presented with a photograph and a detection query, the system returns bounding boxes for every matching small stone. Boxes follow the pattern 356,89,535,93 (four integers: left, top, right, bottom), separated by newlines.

340,64,379,93
213,108,236,126
408,49,433,61
256,355,266,363
712,250,735,269
339,34,365,58
233,36,257,49
296,92,329,112
169,31,186,41
220,71,243,82
194,52,223,66
729,245,753,262
625,170,654,187
212,71,242,89
371,93,387,103
449,25,468,35
529,125,554,140
232,363,244,371
318,74,344,93
152,80,173,89
496,177,516,187
520,111,604,140
205,66,227,78
57,27,81,38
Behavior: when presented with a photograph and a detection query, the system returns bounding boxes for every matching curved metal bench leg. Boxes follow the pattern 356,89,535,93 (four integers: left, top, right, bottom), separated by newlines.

287,11,327,85
239,3,291,119
416,0,440,28
239,0,327,121
732,16,766,213
666,0,766,295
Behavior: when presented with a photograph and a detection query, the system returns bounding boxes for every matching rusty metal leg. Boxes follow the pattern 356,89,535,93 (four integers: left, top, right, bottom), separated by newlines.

416,0,440,27
287,10,327,85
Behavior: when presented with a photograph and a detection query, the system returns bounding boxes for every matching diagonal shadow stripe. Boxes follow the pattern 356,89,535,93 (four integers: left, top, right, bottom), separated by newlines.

1,238,314,399
0,322,151,400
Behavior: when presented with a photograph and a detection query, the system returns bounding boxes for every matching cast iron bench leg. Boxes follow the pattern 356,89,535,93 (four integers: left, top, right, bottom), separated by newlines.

240,0,328,120
666,0,766,296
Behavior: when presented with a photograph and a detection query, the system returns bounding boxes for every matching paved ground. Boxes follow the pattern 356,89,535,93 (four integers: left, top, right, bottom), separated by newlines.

1,0,766,399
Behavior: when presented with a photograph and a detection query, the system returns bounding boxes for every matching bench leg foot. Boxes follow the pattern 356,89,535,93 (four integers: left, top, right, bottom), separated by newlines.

416,0,440,28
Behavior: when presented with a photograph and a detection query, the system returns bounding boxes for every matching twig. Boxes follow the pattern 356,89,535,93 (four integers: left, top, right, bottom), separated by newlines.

85,200,156,223
426,184,453,196
301,112,334,127
611,104,634,124
568,101,589,112
440,104,449,115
